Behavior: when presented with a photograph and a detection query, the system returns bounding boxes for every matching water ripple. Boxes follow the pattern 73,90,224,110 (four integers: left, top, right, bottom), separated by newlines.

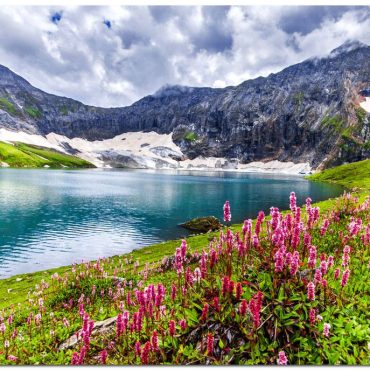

0,168,343,277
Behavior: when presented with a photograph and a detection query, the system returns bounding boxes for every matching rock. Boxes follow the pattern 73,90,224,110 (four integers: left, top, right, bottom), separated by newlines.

58,316,118,351
179,216,222,233
0,162,9,167
149,146,183,160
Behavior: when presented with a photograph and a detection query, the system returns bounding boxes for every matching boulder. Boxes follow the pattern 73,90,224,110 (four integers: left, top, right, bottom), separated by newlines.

179,216,222,233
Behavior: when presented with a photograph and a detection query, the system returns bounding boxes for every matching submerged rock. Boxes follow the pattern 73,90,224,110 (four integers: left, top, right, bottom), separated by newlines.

179,216,222,233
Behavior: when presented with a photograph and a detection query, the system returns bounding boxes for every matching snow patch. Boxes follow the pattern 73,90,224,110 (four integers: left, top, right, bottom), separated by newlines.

0,128,311,174
360,97,370,113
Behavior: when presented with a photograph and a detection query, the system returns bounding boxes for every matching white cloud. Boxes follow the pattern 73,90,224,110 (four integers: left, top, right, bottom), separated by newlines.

0,6,369,107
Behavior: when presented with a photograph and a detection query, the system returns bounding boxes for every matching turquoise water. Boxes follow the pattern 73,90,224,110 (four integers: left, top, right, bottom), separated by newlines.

0,168,343,278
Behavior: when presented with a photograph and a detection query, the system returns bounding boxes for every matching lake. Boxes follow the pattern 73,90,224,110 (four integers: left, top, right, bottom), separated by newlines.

0,168,344,278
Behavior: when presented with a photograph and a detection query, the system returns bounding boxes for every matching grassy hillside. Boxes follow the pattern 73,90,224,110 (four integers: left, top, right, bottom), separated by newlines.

0,160,368,365
307,159,370,189
0,141,94,168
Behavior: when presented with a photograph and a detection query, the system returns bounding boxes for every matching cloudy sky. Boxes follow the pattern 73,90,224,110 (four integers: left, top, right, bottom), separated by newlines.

0,5,370,107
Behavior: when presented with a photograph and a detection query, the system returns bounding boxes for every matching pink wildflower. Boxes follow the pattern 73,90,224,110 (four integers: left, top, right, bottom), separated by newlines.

213,296,220,312
277,351,288,365
305,197,312,210
169,320,176,337
323,323,331,337
223,201,231,222
201,303,209,321
327,255,334,268
342,245,351,267
314,269,322,284
289,191,297,212
255,211,265,236
116,313,124,337
135,341,141,357
274,248,285,272
151,330,159,352
99,349,108,364
180,239,187,260
303,232,311,248
249,292,263,328
71,352,79,365
7,355,18,363
141,341,151,365
207,333,214,355
320,219,330,236
320,260,328,275
307,282,315,301
239,299,248,316
222,276,230,296
290,251,300,276
334,268,340,280
242,219,252,240
179,319,187,331
235,282,243,300
341,269,350,287
309,309,316,325
308,245,317,268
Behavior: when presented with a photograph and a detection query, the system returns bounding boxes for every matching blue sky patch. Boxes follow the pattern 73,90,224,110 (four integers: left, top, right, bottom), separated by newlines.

51,12,62,24
103,19,112,29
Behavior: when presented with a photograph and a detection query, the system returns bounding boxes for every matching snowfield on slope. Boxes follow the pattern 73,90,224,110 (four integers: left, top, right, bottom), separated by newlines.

0,128,311,174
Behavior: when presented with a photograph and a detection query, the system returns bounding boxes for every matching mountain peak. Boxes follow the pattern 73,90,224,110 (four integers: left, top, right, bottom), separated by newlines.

329,39,369,57
152,84,195,99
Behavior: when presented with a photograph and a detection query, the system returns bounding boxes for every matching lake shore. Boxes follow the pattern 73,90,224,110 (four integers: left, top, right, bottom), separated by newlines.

2,158,369,306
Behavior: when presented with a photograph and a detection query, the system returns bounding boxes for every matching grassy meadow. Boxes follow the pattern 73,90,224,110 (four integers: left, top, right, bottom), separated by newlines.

0,159,368,365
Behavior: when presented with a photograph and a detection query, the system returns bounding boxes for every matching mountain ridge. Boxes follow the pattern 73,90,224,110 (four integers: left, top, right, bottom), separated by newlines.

0,40,370,169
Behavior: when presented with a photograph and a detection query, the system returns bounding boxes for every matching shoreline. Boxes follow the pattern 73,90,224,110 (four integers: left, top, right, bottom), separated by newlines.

0,160,312,176
2,163,368,286
1,154,368,309
0,185,351,284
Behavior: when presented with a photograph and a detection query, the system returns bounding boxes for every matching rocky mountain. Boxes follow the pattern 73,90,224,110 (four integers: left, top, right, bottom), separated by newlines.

0,39,370,169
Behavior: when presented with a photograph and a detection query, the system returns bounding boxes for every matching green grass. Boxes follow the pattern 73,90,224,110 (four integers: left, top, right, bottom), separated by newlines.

307,159,370,190
0,190,369,364
24,106,42,118
355,106,367,126
0,97,19,116
321,115,344,133
0,141,95,168
184,131,198,142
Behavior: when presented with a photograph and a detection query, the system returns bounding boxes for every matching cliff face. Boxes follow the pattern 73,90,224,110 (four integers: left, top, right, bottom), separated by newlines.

0,40,370,169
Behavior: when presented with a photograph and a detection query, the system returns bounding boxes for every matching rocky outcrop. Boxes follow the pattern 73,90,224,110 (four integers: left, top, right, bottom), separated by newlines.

1,40,370,169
